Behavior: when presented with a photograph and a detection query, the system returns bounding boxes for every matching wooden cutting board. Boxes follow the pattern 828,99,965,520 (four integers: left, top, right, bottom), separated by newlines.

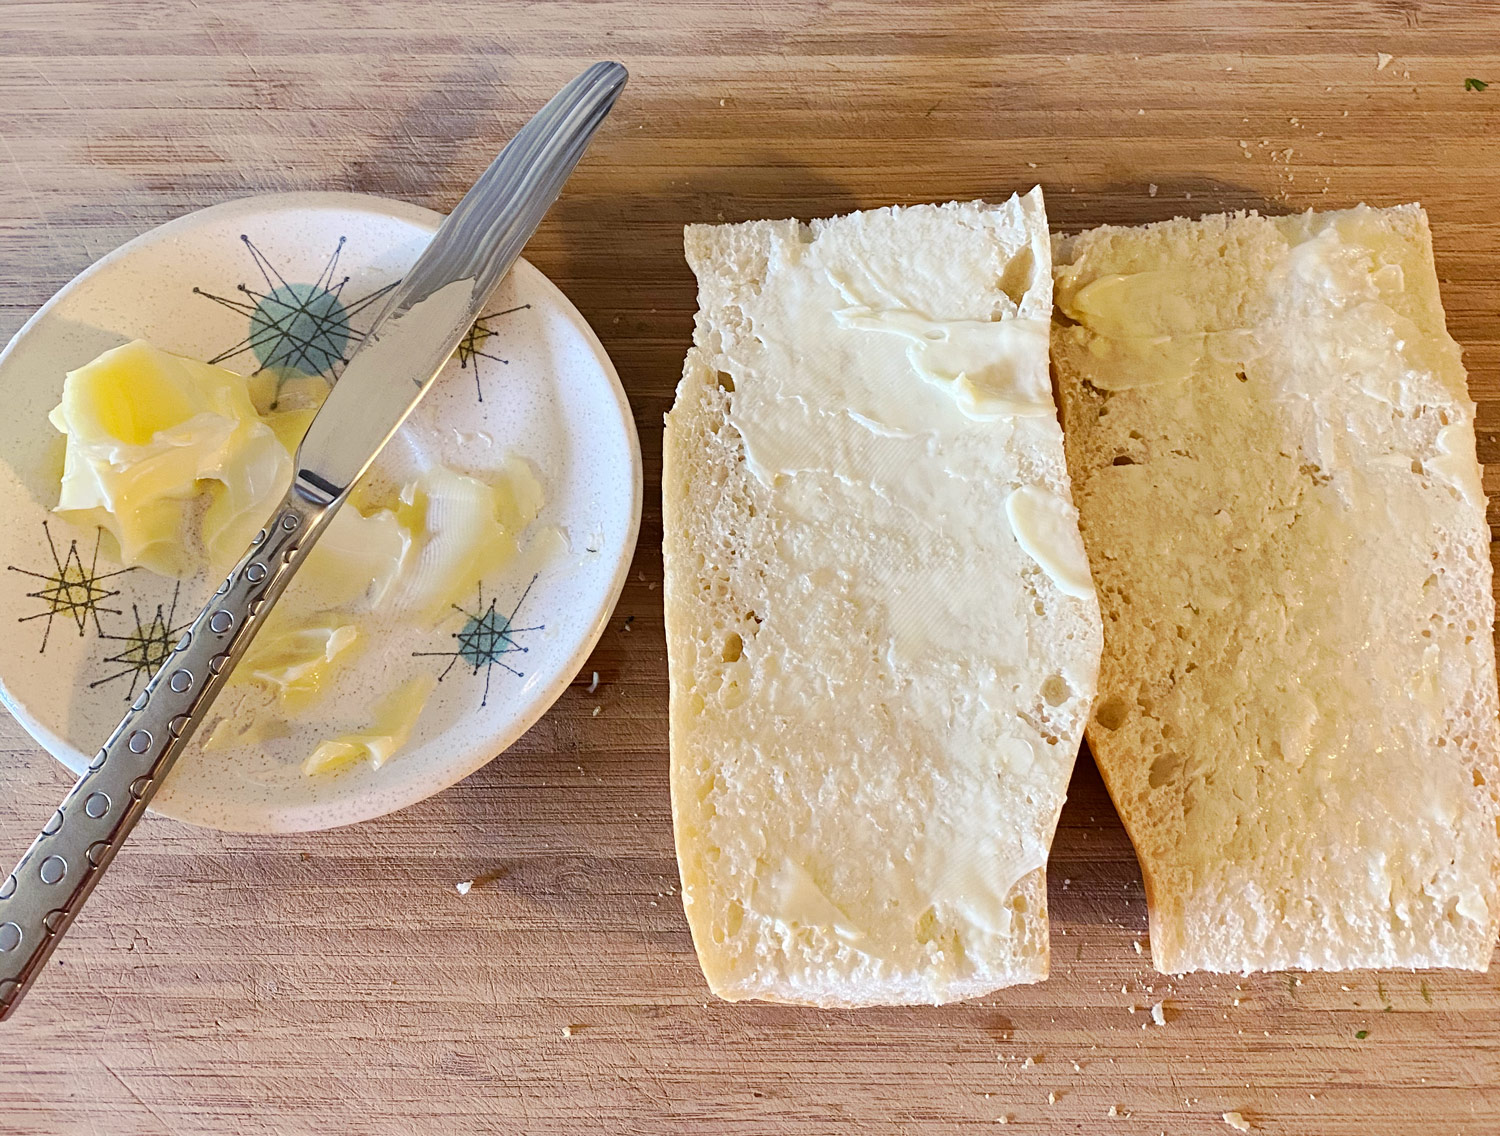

2,3,1498,1133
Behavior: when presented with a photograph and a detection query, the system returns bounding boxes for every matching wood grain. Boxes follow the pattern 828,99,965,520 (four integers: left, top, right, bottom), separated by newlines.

3,2,1500,1133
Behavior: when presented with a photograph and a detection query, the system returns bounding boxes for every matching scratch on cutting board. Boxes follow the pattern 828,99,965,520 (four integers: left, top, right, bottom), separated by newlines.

0,134,76,267
99,1060,183,1136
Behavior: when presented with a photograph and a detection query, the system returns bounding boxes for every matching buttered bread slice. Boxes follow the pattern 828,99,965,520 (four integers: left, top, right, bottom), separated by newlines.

664,191,1103,1006
1054,205,1500,973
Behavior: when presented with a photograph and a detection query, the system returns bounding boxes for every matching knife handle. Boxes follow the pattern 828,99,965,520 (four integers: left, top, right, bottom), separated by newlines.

0,487,332,1019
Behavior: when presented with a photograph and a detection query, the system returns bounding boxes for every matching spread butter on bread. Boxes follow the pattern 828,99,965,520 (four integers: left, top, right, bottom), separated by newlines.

1054,205,1500,973
664,191,1102,1005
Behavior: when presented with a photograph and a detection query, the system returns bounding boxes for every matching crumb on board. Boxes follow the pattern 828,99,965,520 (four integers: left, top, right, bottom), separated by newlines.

1151,1001,1167,1026
591,706,601,717
1022,1055,1037,1068
996,1116,1009,1125
1376,52,1394,70
561,1025,577,1038
587,671,599,693
455,880,473,896
1133,940,1144,953
1047,1091,1058,1105
1223,1111,1252,1132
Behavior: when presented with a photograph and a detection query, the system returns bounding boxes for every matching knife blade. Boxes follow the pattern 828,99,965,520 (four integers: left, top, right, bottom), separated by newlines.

0,60,627,1021
297,60,627,504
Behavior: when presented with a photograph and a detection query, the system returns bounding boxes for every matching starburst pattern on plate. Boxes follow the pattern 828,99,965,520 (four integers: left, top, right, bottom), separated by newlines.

90,583,192,700
412,575,543,706
7,523,133,653
194,234,400,384
455,304,530,402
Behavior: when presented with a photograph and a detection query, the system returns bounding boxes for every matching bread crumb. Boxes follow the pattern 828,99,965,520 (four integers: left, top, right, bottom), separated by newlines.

1223,1111,1252,1132
455,880,473,896
1027,162,1037,169
1128,1004,1139,1014
1133,939,1144,953
1108,1104,1123,1117
587,671,599,693
561,1025,574,1037
1377,52,1394,70
1147,185,1158,198
996,1116,1009,1125
1047,1091,1058,1105
1151,1001,1167,1026
1022,1055,1037,1068
591,706,601,717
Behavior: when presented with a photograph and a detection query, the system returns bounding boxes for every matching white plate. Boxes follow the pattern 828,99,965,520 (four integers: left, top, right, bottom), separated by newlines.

0,191,641,832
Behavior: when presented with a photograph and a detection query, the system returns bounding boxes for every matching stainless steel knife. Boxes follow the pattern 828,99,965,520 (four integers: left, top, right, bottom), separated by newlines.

0,60,628,1020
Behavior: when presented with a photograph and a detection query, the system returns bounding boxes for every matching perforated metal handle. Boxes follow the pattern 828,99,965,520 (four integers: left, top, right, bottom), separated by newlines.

0,488,332,1019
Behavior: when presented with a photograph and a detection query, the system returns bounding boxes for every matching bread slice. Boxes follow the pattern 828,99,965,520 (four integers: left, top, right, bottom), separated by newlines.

663,190,1103,1005
1053,204,1500,974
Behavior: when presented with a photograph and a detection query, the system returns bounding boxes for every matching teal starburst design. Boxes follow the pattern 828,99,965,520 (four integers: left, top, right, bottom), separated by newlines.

194,235,399,385
412,575,543,706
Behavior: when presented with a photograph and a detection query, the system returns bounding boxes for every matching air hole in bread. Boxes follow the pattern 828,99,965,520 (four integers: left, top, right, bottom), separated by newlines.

1235,369,1249,383
1112,455,1136,466
1094,695,1129,731
722,633,744,663
715,370,736,392
997,245,1037,309
914,907,939,944
1041,675,1070,706
1148,752,1176,788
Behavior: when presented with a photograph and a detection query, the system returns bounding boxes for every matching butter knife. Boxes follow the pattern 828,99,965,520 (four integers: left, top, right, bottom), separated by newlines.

0,60,628,1020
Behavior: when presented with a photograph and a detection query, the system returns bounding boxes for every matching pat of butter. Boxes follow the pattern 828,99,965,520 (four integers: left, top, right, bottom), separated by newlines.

49,340,289,576
236,616,361,711
387,459,544,624
832,305,1053,419
1005,485,1095,599
296,505,412,611
302,673,437,775
762,859,866,943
